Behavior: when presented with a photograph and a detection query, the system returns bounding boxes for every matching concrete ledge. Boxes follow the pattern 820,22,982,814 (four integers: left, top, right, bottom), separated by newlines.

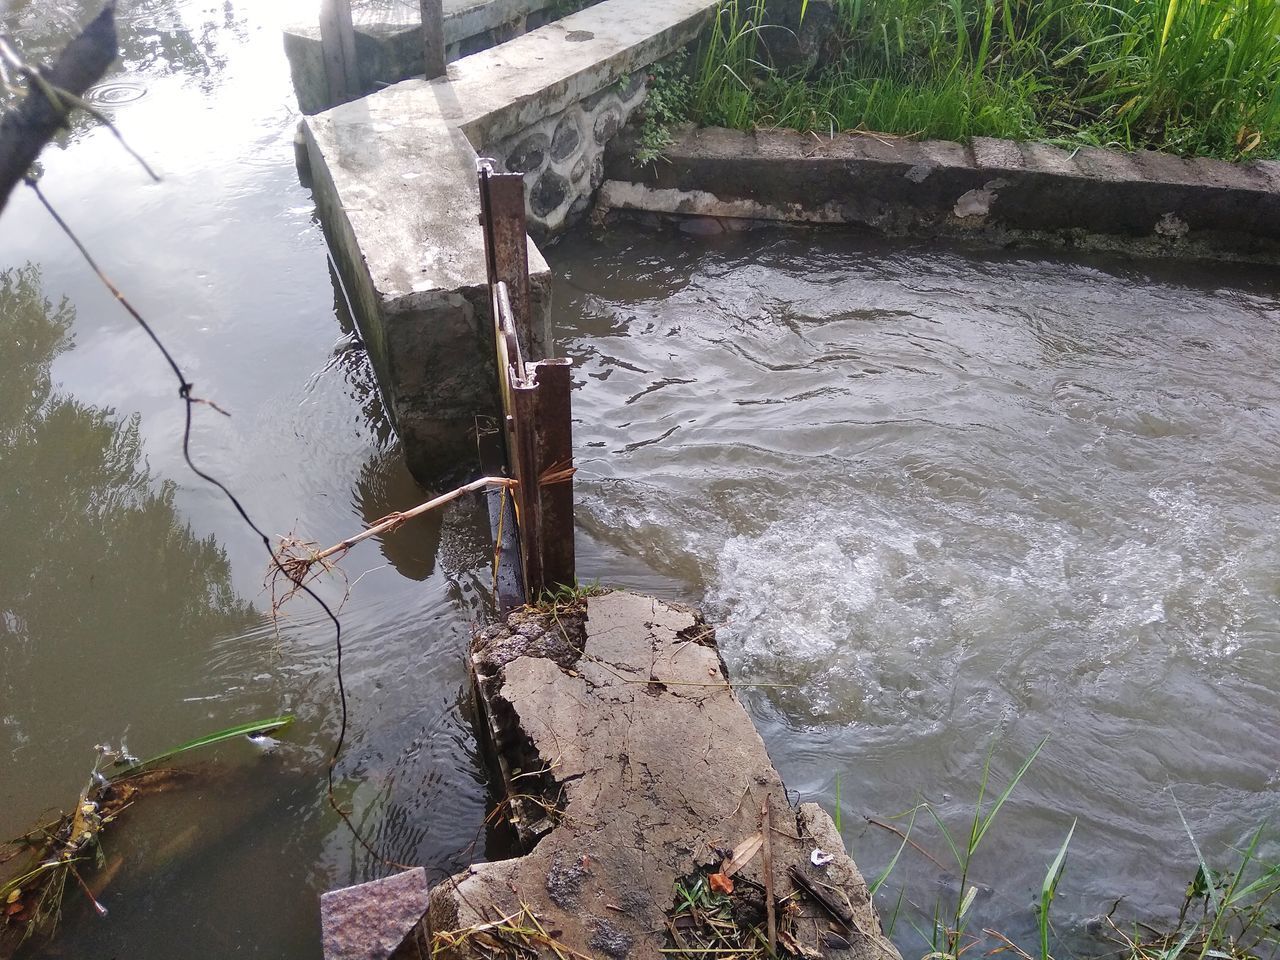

302,0,716,478
430,591,898,960
602,127,1280,260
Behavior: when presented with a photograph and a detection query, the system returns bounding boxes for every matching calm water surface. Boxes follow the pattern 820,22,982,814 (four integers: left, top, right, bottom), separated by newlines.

2,0,1279,956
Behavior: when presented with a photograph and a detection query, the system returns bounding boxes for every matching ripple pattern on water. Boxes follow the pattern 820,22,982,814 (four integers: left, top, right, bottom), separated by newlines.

552,226,1280,940
83,78,149,106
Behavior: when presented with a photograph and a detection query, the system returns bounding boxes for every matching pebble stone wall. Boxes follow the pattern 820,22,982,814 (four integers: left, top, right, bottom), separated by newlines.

485,69,649,235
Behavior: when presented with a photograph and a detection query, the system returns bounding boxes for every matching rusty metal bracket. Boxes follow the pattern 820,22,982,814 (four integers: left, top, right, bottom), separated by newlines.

477,161,575,602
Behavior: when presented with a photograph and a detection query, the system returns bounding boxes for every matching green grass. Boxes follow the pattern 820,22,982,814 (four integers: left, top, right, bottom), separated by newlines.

828,741,1280,960
672,0,1280,161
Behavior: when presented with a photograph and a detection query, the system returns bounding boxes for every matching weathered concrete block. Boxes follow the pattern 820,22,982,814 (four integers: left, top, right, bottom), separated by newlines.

302,0,718,477
437,591,899,960
601,126,1280,260
321,868,430,960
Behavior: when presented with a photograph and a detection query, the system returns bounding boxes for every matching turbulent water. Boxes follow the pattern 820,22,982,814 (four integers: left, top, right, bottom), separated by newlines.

553,227,1280,947
2,0,1279,956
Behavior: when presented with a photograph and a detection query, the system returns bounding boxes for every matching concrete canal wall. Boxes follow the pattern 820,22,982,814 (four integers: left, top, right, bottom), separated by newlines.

601,126,1280,261
299,0,716,479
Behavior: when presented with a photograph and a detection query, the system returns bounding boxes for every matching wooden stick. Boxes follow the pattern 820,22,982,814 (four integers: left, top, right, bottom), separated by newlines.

762,801,777,957
307,476,516,563
864,815,950,872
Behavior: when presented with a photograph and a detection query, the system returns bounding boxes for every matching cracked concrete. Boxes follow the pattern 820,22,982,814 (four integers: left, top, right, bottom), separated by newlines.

433,590,898,960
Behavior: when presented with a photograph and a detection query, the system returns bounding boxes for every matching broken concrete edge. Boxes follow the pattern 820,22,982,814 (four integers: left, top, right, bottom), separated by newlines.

601,126,1280,262
426,589,898,960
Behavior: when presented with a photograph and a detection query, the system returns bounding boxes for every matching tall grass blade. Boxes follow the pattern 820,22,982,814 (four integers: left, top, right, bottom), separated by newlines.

1039,820,1076,960
113,715,294,777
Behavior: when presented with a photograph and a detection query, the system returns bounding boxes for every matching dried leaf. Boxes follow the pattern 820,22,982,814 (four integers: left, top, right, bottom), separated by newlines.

4,889,19,904
720,831,763,877
780,929,823,959
708,872,734,895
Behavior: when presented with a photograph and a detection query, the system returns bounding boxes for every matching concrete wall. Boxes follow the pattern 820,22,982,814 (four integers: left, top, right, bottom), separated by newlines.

484,70,648,235
602,126,1280,261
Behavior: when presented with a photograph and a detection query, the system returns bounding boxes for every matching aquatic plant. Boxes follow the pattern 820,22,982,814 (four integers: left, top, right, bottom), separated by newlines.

0,717,293,957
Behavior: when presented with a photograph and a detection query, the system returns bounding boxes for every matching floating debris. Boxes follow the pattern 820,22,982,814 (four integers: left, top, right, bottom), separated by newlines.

0,716,293,958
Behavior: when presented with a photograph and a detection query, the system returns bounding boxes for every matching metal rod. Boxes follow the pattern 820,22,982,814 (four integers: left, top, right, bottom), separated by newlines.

510,381,544,598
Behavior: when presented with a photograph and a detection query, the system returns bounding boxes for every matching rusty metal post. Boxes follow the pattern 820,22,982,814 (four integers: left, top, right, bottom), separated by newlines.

419,0,447,80
476,168,534,357
510,381,544,597
319,0,361,106
476,162,573,601
529,359,575,591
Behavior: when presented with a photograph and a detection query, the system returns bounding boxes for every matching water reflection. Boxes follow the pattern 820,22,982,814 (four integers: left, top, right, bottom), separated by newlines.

3,0,248,83
0,263,255,823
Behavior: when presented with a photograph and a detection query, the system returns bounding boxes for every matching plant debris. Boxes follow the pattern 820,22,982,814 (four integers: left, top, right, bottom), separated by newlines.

666,864,817,960
0,716,292,958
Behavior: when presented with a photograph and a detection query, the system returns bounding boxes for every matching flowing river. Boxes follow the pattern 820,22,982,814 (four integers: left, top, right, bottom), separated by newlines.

2,1,1279,957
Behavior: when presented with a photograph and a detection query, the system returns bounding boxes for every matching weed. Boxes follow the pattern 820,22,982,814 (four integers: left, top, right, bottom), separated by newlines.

843,741,1280,960
1106,809,1280,960
530,578,607,612
635,54,694,165
687,0,1280,160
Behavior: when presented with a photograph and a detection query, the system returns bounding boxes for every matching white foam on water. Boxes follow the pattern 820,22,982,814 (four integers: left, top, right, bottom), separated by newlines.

703,481,1270,725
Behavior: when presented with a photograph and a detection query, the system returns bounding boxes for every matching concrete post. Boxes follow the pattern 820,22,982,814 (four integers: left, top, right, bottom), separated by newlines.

419,0,447,79
318,0,361,105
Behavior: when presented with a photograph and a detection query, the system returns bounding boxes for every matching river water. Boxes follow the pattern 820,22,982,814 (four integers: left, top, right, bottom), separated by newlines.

1,0,1278,957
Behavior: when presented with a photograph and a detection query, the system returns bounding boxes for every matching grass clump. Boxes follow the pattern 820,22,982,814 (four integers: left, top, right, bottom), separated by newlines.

836,739,1280,960
680,0,1280,161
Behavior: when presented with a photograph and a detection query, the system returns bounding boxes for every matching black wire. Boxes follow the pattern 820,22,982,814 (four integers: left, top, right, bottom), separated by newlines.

27,177,410,872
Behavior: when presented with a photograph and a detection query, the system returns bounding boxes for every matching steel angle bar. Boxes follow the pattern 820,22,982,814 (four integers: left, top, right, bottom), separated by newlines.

527,359,575,592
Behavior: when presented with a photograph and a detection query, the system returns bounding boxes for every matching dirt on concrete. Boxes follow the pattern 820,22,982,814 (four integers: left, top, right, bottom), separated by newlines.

431,590,899,960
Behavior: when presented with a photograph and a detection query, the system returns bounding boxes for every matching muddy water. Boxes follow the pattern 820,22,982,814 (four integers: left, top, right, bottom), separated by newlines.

1,1,499,956
552,226,1280,948
3,0,1280,956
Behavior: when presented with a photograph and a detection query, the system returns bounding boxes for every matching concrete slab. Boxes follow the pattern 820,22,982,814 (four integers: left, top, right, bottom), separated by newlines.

302,0,715,478
443,591,900,960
